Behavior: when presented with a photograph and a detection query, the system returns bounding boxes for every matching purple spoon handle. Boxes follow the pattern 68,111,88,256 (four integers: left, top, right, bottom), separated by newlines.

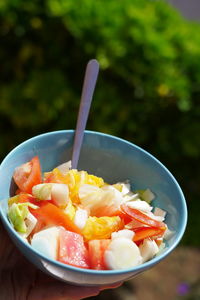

71,59,99,169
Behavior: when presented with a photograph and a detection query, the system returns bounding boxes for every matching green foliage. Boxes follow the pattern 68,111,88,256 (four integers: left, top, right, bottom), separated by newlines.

0,0,200,245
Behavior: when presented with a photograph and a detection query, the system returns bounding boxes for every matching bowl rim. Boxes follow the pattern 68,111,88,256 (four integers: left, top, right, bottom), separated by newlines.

0,130,188,275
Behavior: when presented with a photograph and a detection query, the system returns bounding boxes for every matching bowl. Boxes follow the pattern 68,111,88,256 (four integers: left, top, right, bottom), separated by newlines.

0,130,187,286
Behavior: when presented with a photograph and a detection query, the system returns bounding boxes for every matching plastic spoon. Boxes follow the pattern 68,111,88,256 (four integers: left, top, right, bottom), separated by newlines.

71,59,99,169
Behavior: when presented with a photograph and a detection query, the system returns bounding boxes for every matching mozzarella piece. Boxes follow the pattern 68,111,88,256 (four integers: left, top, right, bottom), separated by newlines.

51,183,69,207
139,239,159,263
163,224,175,240
111,229,135,240
74,208,88,229
121,182,131,195
104,237,142,270
126,199,152,213
143,211,165,222
115,181,131,195
31,227,60,260
154,207,166,219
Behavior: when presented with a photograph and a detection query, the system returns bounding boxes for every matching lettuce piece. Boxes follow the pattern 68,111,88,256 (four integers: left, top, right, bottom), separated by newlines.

8,202,38,233
32,183,52,200
63,199,76,220
56,161,72,175
79,184,122,215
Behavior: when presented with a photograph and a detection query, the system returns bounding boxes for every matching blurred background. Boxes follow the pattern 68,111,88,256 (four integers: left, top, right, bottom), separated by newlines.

0,0,200,299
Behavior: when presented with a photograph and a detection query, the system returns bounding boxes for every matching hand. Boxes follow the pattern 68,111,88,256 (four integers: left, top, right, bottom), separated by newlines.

0,222,121,300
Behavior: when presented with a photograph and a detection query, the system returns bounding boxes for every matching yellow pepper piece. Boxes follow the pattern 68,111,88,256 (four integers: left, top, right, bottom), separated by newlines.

82,216,123,241
8,195,20,206
44,168,104,204
66,170,104,204
44,168,67,183
63,199,76,220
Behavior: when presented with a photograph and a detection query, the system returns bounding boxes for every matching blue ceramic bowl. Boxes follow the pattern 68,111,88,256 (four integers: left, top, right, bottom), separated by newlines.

0,130,187,286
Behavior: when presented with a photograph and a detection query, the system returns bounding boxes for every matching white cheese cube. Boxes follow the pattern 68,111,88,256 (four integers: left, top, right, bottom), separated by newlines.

104,237,142,270
111,229,135,240
31,226,60,260
139,238,159,262
126,199,152,213
51,183,69,207
74,208,88,229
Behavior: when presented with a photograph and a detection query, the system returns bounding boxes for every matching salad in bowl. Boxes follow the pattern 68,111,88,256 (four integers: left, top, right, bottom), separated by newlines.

7,156,172,271
0,130,187,285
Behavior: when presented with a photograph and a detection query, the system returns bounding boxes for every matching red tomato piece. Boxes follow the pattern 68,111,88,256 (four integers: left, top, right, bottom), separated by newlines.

13,156,42,194
93,206,122,218
17,193,36,203
121,204,166,229
17,193,53,207
126,219,148,229
30,203,82,234
117,211,133,224
43,169,65,184
88,239,110,270
15,189,23,195
133,226,165,242
58,227,89,269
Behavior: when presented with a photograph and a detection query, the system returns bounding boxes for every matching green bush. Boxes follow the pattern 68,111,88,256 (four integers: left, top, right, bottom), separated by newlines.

0,0,200,245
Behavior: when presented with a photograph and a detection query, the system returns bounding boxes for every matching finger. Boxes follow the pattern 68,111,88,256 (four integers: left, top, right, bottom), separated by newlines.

28,281,100,300
99,281,123,291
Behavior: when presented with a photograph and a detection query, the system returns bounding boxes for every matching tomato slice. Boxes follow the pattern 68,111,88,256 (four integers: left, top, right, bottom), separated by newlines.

121,204,166,229
88,239,110,270
30,203,82,234
8,193,42,207
16,193,54,207
117,211,133,224
18,193,37,204
133,226,165,242
13,156,42,194
58,227,89,269
93,206,122,218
